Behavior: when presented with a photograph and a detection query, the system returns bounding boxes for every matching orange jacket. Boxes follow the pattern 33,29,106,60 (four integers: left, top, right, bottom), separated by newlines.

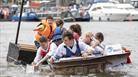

35,19,56,42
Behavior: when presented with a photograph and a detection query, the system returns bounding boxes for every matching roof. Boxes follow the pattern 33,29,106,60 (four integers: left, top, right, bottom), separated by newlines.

116,4,134,9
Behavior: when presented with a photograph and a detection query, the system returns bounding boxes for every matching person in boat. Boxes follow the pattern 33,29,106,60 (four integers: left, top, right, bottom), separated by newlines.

91,32,105,55
56,19,66,33
32,36,50,65
49,30,94,63
34,16,57,48
80,32,104,55
79,32,94,46
69,24,82,40
32,27,63,67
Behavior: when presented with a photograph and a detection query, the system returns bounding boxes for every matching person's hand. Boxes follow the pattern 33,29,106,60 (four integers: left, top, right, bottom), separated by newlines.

31,62,36,66
31,62,39,71
47,58,54,64
87,47,94,55
92,39,100,48
82,52,88,60
94,40,100,46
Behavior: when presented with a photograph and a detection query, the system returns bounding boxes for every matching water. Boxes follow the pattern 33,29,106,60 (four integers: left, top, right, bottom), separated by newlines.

0,21,138,77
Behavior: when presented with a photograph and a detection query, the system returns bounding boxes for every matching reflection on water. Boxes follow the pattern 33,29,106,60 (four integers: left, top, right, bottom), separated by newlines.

0,21,138,77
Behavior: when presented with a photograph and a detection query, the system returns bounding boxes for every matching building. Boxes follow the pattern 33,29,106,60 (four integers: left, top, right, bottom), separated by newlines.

0,0,133,7
0,0,15,6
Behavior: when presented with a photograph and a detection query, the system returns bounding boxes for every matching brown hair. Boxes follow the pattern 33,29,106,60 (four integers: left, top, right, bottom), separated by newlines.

70,24,82,36
46,15,53,20
56,19,64,27
62,30,74,40
95,32,104,42
39,36,48,43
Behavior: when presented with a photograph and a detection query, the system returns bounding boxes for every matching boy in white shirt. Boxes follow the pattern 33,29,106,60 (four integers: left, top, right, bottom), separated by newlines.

49,31,94,63
32,36,50,65
33,27,63,67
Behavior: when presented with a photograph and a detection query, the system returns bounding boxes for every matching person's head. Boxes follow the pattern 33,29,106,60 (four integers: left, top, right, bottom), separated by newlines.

83,32,93,45
46,16,53,26
69,24,82,36
62,31,74,47
56,19,64,28
39,36,48,49
95,32,104,43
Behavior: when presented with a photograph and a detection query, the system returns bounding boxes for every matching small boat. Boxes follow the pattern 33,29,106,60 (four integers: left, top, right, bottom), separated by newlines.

88,3,129,21
36,11,61,20
116,4,138,21
7,42,130,75
50,52,129,74
62,11,91,22
11,7,39,21
11,12,39,21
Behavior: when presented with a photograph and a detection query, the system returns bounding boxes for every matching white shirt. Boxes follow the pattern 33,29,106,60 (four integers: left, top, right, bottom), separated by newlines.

47,42,58,57
79,38,104,54
52,40,92,60
33,47,48,63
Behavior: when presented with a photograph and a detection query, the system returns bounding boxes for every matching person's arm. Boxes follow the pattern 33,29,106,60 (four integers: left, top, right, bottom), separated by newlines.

79,41,94,56
34,24,44,31
32,47,42,65
35,43,57,66
35,55,50,66
91,40,100,48
48,45,65,64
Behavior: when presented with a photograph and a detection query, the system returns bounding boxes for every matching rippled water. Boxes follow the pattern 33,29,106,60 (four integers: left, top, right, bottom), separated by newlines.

0,21,138,77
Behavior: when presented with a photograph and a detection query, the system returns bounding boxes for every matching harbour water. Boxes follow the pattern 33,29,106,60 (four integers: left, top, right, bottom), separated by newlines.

0,21,138,77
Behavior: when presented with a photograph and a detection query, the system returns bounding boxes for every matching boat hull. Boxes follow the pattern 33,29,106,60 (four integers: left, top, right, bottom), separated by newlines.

50,52,129,75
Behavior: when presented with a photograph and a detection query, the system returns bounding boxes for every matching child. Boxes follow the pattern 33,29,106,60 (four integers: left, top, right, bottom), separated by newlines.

91,32,105,55
33,27,63,67
80,32,104,55
32,36,50,65
70,24,82,40
92,32,104,48
80,32,93,46
56,19,66,33
49,31,94,63
34,16,56,48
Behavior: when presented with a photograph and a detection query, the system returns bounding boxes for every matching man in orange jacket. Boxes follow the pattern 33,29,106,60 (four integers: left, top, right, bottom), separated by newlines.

34,16,56,48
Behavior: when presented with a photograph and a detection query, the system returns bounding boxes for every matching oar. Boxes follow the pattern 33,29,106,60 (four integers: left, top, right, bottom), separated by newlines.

15,0,24,44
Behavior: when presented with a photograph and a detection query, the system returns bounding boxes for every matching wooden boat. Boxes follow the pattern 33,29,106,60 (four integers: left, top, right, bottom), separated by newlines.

49,52,129,75
7,42,130,75
7,42,37,64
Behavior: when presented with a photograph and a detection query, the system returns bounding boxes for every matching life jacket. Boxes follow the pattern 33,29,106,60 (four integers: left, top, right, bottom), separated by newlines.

63,40,81,57
40,42,51,58
52,27,62,42
35,19,56,42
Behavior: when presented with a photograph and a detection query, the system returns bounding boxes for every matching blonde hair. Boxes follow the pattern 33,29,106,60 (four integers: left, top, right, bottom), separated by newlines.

84,32,93,38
